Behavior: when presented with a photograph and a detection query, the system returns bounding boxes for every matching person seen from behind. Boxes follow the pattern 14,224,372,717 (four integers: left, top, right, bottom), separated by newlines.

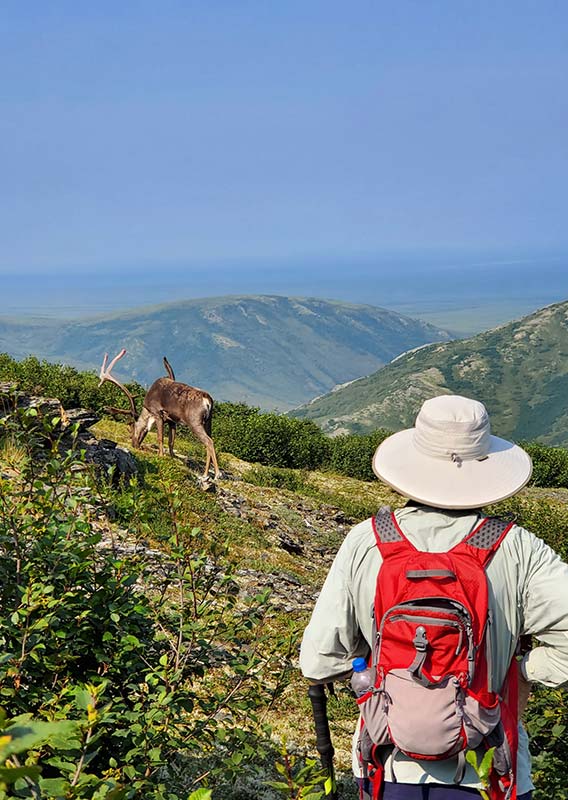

300,395,568,800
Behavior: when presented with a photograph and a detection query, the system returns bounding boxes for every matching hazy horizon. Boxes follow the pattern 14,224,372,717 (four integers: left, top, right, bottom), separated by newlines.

2,250,567,336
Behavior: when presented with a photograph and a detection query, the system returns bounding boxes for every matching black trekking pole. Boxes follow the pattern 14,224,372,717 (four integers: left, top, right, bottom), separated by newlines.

308,682,338,800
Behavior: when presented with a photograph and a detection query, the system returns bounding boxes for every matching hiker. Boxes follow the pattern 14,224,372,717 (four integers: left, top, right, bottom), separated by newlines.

300,395,568,800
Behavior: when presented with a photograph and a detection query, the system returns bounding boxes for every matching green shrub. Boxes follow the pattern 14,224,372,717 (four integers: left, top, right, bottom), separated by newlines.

0,353,144,416
327,430,391,482
524,686,568,800
521,441,568,489
214,404,331,470
212,402,261,454
215,404,394,480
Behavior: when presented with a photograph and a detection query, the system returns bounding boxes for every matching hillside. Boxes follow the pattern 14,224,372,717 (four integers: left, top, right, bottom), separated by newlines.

0,295,449,410
2,396,568,798
292,300,568,445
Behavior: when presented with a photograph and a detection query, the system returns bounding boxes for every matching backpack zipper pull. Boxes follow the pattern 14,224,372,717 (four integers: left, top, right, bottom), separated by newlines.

455,625,464,656
408,626,430,684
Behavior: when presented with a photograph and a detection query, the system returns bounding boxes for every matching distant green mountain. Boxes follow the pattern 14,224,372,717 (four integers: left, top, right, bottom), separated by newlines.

0,295,449,410
291,300,568,445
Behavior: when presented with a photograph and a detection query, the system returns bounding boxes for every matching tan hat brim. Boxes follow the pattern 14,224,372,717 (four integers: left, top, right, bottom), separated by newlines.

372,429,533,509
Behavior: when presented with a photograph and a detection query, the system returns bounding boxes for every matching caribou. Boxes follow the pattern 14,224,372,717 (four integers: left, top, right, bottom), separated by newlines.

98,349,220,481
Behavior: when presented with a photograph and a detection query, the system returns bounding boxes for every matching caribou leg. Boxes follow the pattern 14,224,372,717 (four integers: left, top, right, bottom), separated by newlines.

208,439,220,479
167,422,177,457
192,427,219,479
154,415,165,456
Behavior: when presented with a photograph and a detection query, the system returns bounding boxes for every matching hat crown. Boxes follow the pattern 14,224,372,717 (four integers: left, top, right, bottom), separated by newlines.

413,395,491,462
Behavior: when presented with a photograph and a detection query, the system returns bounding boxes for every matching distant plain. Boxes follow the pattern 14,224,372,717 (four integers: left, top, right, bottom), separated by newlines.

2,252,567,336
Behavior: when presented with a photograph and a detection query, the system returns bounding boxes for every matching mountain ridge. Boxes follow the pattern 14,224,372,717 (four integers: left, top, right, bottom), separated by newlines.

291,300,568,444
0,294,450,410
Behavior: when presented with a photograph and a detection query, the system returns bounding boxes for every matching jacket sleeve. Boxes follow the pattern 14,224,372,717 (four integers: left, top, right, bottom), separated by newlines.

299,530,370,681
520,531,568,688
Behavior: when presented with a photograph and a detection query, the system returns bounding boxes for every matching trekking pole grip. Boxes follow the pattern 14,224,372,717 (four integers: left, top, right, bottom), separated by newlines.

308,683,337,798
308,684,335,757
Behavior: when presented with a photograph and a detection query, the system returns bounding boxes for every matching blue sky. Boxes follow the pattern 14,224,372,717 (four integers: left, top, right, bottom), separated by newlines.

1,1,567,277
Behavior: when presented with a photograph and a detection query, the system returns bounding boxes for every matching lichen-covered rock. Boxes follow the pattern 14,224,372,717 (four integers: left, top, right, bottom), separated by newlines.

0,387,65,424
82,437,138,483
0,388,137,484
63,407,101,432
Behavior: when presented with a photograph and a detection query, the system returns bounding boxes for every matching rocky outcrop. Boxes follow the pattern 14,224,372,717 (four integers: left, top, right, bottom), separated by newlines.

0,386,137,484
0,383,66,421
78,436,138,483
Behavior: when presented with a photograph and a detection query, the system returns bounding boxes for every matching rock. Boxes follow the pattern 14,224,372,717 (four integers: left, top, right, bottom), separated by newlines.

277,571,302,586
63,408,101,431
279,532,304,555
83,438,138,484
96,438,119,448
1,392,66,424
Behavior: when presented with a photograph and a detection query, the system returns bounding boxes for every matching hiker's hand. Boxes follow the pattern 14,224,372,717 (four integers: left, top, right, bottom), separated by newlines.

518,662,531,717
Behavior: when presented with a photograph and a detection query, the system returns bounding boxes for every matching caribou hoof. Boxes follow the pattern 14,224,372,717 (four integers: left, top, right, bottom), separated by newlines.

197,475,217,493
198,471,222,483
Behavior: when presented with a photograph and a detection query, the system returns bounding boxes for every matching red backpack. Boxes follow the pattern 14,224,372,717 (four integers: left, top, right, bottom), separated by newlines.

356,507,519,800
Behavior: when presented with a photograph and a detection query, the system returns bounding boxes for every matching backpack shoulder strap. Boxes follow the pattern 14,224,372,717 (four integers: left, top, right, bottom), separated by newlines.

372,506,416,557
453,516,515,567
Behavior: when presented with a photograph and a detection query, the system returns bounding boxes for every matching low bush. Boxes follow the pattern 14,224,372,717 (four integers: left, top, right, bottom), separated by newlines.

212,402,260,453
524,686,568,800
327,430,391,482
0,353,143,416
521,440,568,489
214,403,331,470
214,403,394,481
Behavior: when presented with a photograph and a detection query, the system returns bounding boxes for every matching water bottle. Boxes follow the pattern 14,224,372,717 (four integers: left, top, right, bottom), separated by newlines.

351,657,374,697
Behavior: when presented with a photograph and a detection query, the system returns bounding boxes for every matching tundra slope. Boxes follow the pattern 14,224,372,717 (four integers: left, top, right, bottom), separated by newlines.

291,300,568,446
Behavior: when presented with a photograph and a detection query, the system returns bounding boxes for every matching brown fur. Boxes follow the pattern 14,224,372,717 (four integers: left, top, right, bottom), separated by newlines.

99,350,219,480
133,377,219,479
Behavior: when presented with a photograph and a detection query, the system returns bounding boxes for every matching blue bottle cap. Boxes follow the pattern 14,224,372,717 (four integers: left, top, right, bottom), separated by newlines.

352,657,368,672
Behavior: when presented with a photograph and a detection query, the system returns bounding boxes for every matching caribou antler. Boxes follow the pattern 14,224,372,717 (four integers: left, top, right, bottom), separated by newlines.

98,349,138,421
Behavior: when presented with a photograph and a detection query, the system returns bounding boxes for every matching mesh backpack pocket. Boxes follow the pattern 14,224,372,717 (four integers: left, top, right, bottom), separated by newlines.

381,668,467,759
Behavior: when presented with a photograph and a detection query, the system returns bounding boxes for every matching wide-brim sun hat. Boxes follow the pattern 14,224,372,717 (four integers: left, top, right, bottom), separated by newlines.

372,395,533,509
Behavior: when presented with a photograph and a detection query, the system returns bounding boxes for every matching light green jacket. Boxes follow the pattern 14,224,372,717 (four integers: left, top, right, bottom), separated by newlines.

299,504,568,794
